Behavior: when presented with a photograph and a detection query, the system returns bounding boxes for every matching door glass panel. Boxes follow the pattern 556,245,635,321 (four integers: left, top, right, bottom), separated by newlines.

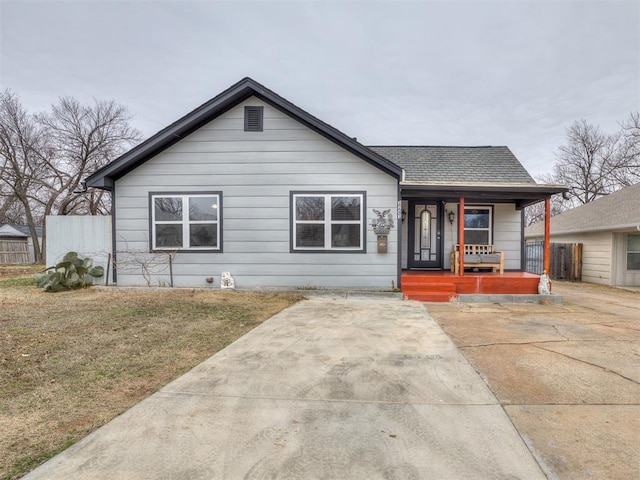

421,210,431,260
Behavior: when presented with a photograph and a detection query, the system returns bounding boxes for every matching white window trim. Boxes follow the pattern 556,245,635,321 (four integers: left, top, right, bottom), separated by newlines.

626,233,640,271
151,193,221,251
463,205,493,245
292,192,365,251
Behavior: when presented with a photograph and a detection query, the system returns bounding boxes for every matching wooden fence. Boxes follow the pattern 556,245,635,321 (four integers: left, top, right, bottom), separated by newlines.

525,241,582,281
0,239,30,264
549,243,582,281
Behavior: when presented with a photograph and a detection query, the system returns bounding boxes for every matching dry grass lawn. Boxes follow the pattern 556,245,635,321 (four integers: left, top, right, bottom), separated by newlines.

0,265,302,480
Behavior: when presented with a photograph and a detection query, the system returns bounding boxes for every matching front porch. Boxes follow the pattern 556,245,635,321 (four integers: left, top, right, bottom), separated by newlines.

401,271,542,302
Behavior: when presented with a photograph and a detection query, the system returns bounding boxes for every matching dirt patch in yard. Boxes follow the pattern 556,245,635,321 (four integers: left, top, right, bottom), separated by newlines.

0,283,302,480
427,282,640,480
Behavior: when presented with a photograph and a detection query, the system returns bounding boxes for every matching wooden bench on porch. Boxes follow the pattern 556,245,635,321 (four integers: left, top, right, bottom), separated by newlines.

451,244,504,275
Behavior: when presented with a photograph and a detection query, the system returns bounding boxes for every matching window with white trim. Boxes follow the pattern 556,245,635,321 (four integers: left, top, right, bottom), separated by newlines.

292,192,365,251
627,234,640,270
463,206,492,244
151,193,221,251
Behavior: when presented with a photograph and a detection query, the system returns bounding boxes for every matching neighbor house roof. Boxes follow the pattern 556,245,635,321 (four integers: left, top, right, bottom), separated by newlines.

368,145,536,184
0,224,28,238
85,77,402,190
526,182,640,237
7,224,43,237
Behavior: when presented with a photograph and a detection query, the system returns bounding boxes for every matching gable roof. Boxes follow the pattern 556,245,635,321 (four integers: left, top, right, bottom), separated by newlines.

0,224,29,238
85,77,402,190
526,182,640,237
8,224,43,237
368,145,536,184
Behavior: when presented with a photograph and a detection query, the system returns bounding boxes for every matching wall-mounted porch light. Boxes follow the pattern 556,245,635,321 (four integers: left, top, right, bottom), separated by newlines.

447,210,455,225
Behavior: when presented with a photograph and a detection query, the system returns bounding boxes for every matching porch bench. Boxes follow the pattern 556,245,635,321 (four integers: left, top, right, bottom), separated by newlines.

451,244,504,275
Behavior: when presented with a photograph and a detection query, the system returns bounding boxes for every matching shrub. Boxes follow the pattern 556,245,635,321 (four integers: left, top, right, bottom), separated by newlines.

35,252,104,292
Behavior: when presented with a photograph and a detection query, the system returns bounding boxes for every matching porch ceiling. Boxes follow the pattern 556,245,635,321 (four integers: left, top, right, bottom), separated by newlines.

400,183,567,209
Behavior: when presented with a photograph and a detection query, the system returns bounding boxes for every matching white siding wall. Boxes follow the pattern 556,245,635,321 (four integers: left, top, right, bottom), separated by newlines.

399,202,522,270
543,231,613,285
114,98,398,288
442,202,522,270
493,204,523,270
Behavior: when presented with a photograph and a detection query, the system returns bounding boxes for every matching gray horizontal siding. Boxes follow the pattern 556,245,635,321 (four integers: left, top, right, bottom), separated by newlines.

115,97,398,288
116,174,392,187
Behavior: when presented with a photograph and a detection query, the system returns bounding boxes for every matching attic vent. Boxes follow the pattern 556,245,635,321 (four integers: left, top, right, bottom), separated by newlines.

244,106,263,132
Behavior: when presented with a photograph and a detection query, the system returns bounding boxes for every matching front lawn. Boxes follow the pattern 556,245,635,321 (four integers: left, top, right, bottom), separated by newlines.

0,271,301,479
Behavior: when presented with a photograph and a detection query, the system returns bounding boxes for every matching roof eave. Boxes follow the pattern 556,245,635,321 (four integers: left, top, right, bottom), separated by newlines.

527,223,640,237
400,183,568,209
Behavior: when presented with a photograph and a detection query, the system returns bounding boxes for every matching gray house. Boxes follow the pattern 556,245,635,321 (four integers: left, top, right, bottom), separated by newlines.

526,183,640,287
85,78,564,290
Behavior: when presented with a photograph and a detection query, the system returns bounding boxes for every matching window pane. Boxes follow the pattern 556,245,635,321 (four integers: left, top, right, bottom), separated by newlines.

627,253,640,270
331,197,360,221
156,224,183,247
627,235,640,252
464,209,490,228
189,196,218,221
464,230,489,244
332,224,360,248
296,224,324,247
296,197,324,221
155,198,182,221
190,224,217,247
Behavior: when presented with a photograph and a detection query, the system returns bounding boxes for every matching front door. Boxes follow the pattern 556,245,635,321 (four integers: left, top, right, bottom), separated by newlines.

408,201,443,269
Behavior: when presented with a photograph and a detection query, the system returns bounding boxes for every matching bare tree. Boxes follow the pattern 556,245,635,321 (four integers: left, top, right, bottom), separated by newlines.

0,90,141,263
0,90,48,261
36,97,141,217
616,111,640,186
553,119,626,205
524,195,568,227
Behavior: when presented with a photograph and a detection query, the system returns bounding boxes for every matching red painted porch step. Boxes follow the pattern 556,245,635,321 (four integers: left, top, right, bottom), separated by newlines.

401,280,458,302
401,272,541,301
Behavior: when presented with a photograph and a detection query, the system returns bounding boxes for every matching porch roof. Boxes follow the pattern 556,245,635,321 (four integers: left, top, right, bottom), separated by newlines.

368,145,536,184
368,145,566,208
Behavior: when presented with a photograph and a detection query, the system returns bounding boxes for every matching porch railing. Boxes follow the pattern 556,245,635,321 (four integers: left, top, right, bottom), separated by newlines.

524,240,544,275
525,241,582,281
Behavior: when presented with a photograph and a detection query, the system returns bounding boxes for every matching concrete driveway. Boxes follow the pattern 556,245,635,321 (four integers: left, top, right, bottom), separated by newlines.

428,282,640,480
24,296,544,479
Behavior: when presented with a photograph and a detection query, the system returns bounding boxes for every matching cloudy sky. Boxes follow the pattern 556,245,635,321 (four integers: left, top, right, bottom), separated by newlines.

1,0,638,179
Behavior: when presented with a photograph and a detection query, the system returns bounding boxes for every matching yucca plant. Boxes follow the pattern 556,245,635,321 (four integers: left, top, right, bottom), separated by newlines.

35,252,104,292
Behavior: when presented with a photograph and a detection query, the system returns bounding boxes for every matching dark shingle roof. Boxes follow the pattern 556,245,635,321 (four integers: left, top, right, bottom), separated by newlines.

526,182,640,237
368,146,536,184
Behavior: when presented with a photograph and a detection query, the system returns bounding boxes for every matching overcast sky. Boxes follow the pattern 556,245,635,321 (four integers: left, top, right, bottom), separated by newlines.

1,0,638,179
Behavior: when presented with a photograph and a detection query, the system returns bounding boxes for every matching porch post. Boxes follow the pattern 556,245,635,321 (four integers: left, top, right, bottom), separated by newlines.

544,197,551,275
458,196,465,276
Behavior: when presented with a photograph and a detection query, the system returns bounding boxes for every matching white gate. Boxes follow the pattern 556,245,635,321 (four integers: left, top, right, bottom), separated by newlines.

45,216,112,284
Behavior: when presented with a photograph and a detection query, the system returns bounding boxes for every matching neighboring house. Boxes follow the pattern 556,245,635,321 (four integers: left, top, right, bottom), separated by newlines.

85,77,564,288
0,224,43,264
526,183,640,287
